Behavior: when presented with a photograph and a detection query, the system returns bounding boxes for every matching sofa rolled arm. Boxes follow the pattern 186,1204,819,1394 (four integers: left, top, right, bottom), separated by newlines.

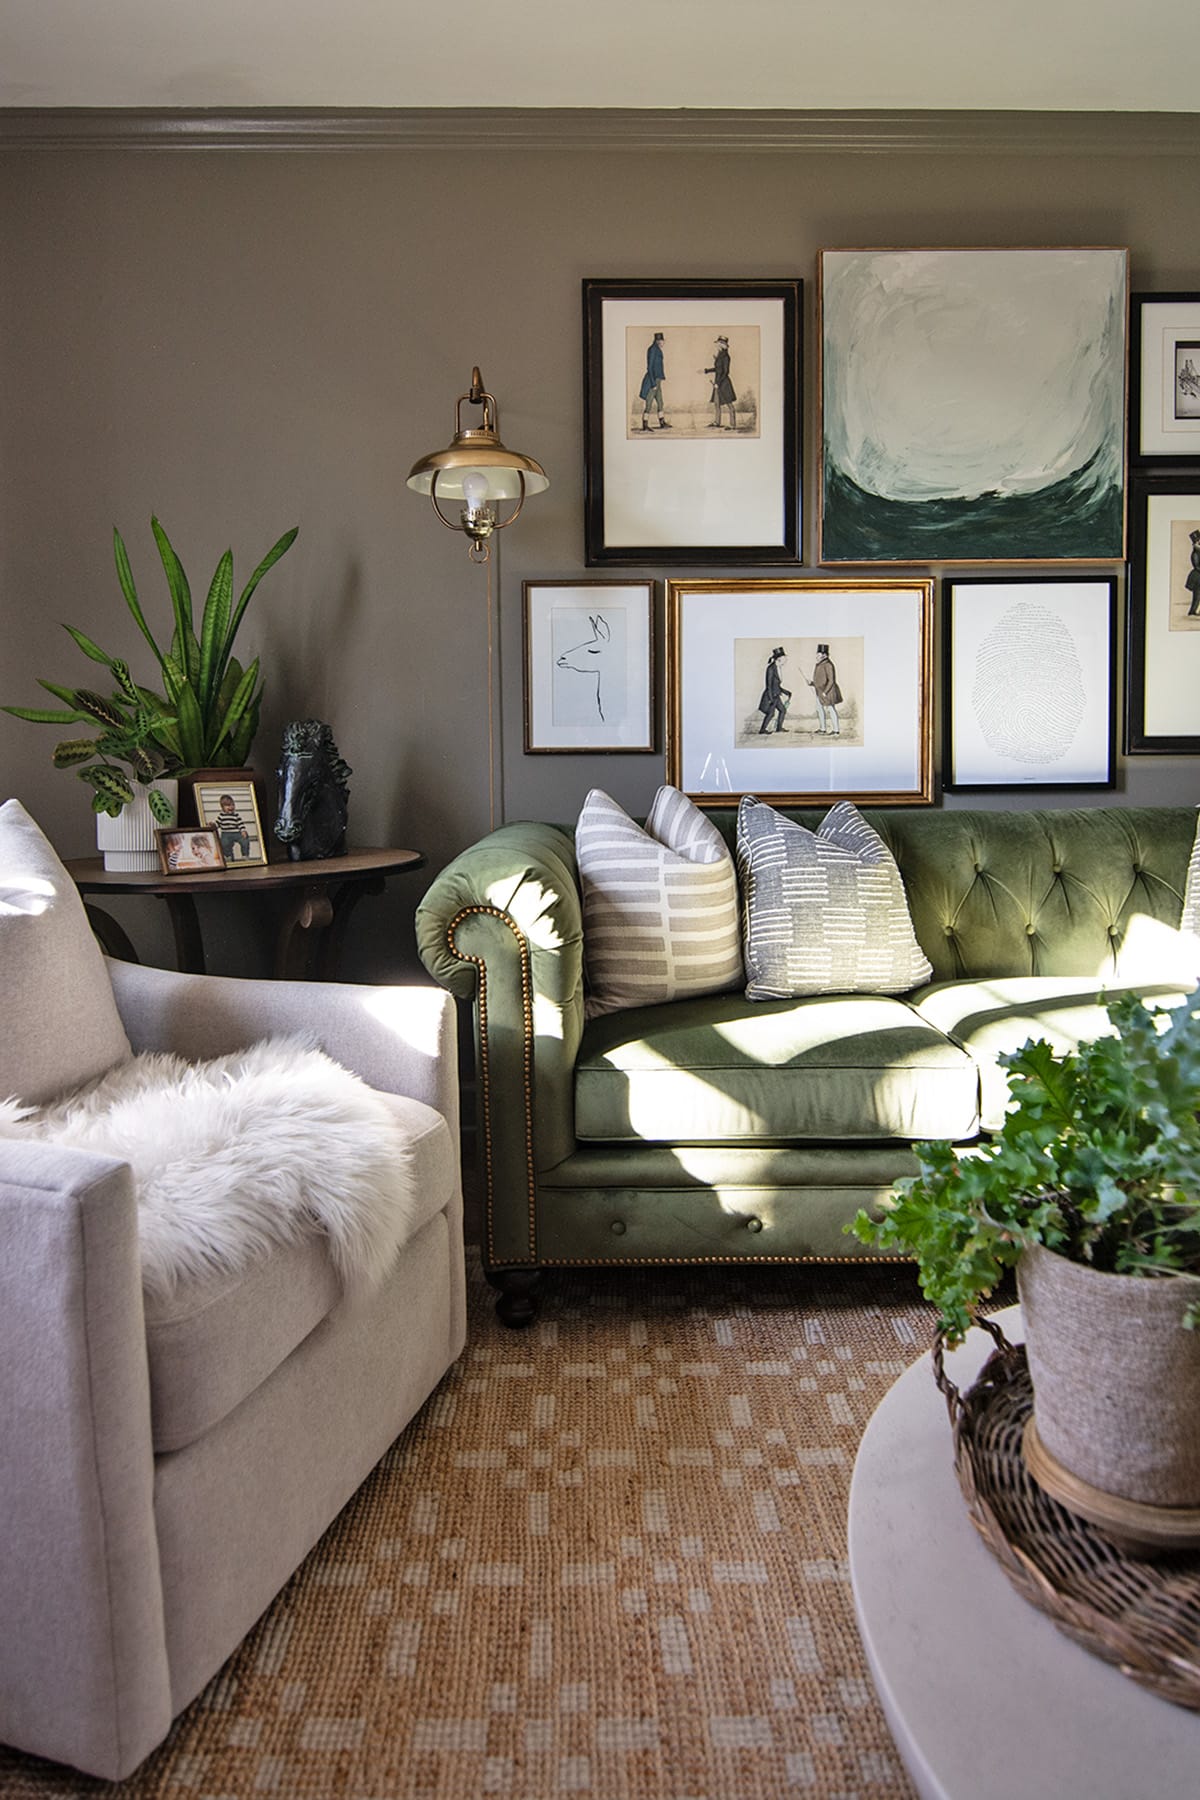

416,823,585,1268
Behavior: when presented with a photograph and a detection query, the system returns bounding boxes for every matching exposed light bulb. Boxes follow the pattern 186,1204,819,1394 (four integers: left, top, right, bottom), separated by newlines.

461,469,490,512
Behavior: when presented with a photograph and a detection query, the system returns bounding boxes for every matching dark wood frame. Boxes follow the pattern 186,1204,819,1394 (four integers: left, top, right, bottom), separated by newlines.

1126,471,1200,754
1130,291,1200,467
154,825,227,874
942,575,1117,790
582,277,802,566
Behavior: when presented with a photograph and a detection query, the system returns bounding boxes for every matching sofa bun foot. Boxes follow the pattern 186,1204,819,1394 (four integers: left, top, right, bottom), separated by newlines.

485,1268,542,1328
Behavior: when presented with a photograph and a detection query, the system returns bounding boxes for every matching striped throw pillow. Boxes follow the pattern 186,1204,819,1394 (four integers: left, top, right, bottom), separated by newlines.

1183,813,1200,938
737,796,932,1001
577,786,743,1017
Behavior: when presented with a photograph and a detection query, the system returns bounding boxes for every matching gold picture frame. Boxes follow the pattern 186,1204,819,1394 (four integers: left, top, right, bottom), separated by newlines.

667,577,934,806
191,775,268,867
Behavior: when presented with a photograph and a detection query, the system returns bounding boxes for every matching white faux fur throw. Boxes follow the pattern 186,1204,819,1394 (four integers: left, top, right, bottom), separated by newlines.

0,1038,420,1299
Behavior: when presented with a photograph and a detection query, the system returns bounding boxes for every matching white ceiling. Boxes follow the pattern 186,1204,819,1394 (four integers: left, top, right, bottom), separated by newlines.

0,0,1193,113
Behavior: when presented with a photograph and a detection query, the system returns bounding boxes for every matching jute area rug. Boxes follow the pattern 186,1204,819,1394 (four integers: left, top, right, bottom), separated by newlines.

2,1253,944,1800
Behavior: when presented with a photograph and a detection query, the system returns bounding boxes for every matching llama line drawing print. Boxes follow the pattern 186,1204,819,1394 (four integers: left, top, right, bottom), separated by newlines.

522,581,655,754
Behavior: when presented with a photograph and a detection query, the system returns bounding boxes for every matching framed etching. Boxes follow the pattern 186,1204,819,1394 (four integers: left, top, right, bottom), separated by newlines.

1126,473,1200,754
192,775,268,866
583,278,802,565
818,246,1128,564
943,577,1116,789
666,577,934,806
522,580,655,753
1130,292,1200,464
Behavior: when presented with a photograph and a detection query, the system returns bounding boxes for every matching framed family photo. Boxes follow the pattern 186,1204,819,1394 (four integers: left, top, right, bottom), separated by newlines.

582,278,802,565
192,776,268,866
943,577,1116,789
1130,292,1200,464
156,827,226,874
522,580,655,753
1126,473,1200,753
666,578,934,806
818,246,1128,564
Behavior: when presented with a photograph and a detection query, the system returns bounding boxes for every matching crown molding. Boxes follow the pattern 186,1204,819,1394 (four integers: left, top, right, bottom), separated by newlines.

0,107,1197,156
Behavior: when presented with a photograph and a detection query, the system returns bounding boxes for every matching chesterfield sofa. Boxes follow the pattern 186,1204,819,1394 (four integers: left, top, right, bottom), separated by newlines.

416,803,1199,1324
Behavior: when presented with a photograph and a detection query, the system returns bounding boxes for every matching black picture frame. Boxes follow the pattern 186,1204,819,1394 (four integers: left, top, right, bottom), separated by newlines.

1126,472,1200,754
1130,291,1200,466
582,278,802,566
943,575,1117,790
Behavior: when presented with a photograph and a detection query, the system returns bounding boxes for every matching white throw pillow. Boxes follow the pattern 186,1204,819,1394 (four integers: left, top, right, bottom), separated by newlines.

737,796,933,1001
0,798,131,1104
577,786,743,1017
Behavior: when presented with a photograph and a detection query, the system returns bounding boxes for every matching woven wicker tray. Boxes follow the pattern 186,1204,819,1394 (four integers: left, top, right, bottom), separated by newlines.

934,1317,1200,1712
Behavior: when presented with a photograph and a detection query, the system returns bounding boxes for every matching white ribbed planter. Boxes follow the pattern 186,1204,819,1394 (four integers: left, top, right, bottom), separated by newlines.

1018,1241,1200,1509
95,778,179,871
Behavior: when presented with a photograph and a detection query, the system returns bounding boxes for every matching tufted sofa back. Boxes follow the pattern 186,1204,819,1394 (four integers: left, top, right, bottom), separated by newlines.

704,804,1197,983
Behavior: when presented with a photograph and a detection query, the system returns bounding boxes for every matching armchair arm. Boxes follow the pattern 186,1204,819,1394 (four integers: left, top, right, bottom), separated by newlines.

416,823,585,1267
0,1142,171,1779
106,961,459,1141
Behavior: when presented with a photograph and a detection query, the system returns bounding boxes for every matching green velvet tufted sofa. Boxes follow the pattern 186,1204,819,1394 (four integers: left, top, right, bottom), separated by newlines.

416,804,1199,1324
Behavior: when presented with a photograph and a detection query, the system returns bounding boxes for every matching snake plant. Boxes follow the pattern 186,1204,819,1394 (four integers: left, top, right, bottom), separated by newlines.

4,517,298,814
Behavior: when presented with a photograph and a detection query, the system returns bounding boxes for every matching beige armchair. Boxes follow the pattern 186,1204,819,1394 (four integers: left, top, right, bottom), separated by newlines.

0,801,466,1779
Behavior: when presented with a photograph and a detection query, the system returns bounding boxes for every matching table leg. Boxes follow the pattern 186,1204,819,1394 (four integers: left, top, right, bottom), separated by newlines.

315,877,386,980
275,886,335,980
83,903,141,964
158,894,206,974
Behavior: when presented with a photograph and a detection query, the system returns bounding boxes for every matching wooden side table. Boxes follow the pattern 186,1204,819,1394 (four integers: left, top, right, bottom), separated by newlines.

67,848,425,980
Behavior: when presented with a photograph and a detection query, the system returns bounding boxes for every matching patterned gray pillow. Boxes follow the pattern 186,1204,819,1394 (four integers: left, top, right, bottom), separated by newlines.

578,785,743,1017
737,796,932,1000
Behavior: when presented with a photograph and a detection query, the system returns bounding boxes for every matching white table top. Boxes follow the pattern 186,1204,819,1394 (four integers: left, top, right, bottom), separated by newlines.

848,1307,1200,1800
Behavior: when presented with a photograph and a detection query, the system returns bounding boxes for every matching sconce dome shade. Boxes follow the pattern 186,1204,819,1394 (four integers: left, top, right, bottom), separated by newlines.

406,368,549,501
405,443,549,501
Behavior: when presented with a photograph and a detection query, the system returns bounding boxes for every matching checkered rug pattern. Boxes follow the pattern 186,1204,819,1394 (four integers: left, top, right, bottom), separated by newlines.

2,1254,939,1799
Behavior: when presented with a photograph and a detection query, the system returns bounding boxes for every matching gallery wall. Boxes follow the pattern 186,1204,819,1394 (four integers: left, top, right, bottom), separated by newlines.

1,110,1197,979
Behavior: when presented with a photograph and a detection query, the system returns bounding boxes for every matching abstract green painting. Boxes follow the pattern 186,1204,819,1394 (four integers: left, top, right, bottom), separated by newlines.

819,247,1127,565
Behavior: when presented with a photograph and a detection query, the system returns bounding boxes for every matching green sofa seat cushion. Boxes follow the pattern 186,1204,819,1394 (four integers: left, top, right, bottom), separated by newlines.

913,975,1198,1132
575,991,980,1144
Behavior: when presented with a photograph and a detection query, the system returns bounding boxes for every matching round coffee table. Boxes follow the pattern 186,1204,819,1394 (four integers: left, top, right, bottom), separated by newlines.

848,1307,1200,1799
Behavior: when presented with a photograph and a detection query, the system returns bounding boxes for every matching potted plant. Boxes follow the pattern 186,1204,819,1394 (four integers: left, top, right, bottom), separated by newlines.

850,992,1200,1518
4,517,297,866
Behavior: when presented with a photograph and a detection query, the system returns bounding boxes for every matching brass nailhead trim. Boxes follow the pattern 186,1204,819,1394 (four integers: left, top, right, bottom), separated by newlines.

444,905,537,1266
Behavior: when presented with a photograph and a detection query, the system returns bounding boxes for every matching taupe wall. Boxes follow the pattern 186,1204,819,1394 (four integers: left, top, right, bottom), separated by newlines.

2,112,1197,979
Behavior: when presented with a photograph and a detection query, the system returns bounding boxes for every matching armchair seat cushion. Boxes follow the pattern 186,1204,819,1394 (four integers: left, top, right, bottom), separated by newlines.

575,991,980,1144
143,1092,457,1452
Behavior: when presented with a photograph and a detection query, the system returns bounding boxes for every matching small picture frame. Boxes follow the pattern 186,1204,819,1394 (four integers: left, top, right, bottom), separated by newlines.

156,826,227,874
666,577,934,806
943,576,1116,789
192,776,268,867
1126,472,1200,753
523,580,655,753
1131,292,1200,464
582,278,802,565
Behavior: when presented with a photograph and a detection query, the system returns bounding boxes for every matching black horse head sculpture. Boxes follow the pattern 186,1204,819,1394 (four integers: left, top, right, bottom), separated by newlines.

273,720,352,861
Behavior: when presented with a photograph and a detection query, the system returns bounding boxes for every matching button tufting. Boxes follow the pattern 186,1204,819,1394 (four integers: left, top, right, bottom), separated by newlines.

1026,923,1036,935
746,1216,764,1234
610,1219,626,1235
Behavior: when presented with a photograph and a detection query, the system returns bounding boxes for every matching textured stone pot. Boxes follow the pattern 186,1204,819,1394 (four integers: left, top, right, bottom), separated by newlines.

1018,1240,1200,1508
94,778,178,872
